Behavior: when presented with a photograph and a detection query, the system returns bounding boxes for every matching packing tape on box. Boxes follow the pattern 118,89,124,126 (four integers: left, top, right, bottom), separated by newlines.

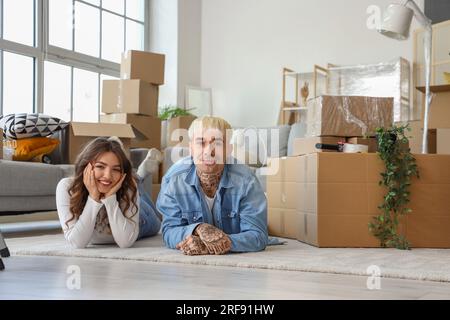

343,143,369,153
275,210,295,239
280,210,286,235
117,79,125,113
280,157,287,207
304,214,308,237
280,158,287,236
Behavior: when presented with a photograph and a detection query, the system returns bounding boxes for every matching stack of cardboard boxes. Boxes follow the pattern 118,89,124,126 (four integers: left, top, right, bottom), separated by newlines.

267,95,450,248
101,50,164,152
60,50,165,167
100,50,166,185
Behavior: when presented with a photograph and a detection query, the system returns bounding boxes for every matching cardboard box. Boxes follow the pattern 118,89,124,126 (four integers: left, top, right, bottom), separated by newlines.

394,120,432,153
121,50,165,85
292,137,346,156
100,113,161,150
62,122,135,164
427,129,437,154
267,208,303,240
427,128,450,155
167,116,197,147
417,85,450,129
102,80,158,116
305,95,393,137
346,137,378,153
437,128,450,154
267,153,450,248
0,129,3,159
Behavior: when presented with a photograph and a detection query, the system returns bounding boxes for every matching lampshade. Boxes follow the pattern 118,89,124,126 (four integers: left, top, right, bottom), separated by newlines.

378,4,414,40
377,0,432,153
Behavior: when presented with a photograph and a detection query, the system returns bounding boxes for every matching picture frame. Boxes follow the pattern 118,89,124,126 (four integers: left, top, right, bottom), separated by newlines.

185,86,213,117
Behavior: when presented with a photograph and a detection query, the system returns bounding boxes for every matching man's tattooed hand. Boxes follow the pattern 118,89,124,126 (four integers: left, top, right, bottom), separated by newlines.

176,235,210,256
194,223,232,255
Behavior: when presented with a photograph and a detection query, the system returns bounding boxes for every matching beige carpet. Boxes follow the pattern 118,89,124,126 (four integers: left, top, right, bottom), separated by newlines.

6,234,450,283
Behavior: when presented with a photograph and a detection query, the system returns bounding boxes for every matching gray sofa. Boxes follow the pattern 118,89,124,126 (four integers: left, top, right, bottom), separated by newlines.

0,150,154,215
0,160,74,213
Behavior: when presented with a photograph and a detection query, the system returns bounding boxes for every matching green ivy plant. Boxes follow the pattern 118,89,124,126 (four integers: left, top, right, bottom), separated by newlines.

369,124,419,250
158,105,195,120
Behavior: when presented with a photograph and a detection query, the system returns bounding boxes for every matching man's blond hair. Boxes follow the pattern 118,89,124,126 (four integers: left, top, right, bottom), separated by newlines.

188,116,232,142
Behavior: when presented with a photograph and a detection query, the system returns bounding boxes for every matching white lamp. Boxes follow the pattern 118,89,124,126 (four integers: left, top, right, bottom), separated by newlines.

377,0,432,153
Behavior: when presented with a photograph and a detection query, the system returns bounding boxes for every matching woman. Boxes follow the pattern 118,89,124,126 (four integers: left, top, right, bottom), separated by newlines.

56,137,162,248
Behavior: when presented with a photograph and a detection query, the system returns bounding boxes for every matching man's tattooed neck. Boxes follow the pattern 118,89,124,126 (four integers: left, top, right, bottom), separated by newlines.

196,168,223,198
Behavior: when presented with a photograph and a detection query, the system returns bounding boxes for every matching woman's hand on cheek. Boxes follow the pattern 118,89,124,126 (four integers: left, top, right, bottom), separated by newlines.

83,163,101,202
103,173,127,199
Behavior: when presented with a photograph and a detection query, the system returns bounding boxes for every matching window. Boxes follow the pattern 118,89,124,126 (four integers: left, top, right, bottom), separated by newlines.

126,0,145,22
2,52,35,115
102,0,124,15
49,0,73,50
43,61,71,121
126,19,145,52
0,0,148,122
73,68,99,123
3,0,35,47
49,0,146,61
102,10,124,63
74,1,100,57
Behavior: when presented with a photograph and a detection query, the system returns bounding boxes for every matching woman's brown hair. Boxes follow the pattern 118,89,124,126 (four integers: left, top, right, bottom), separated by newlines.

66,137,138,228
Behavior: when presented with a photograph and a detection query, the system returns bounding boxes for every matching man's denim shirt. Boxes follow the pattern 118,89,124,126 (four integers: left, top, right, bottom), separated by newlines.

156,156,268,252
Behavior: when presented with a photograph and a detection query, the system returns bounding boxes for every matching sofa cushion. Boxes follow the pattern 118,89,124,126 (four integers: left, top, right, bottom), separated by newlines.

0,196,57,213
287,122,307,156
233,125,291,164
0,160,66,196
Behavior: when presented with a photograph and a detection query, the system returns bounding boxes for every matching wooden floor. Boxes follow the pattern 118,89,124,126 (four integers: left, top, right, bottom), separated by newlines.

1,255,450,300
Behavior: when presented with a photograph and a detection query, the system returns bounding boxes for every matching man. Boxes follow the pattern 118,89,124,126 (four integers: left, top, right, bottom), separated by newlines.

156,116,268,255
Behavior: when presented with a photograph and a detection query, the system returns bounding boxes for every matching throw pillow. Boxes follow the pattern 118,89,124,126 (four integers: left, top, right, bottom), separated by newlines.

0,113,69,140
231,128,265,168
13,137,60,161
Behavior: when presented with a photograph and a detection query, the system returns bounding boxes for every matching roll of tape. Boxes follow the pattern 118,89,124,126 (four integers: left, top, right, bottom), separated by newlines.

343,143,369,153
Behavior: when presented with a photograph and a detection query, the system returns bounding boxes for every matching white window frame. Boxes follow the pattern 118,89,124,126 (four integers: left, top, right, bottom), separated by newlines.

0,0,150,119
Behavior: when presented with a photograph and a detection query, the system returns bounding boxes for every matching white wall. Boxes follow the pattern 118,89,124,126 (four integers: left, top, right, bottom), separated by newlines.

149,0,178,107
178,0,202,106
200,0,424,127
149,0,202,109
